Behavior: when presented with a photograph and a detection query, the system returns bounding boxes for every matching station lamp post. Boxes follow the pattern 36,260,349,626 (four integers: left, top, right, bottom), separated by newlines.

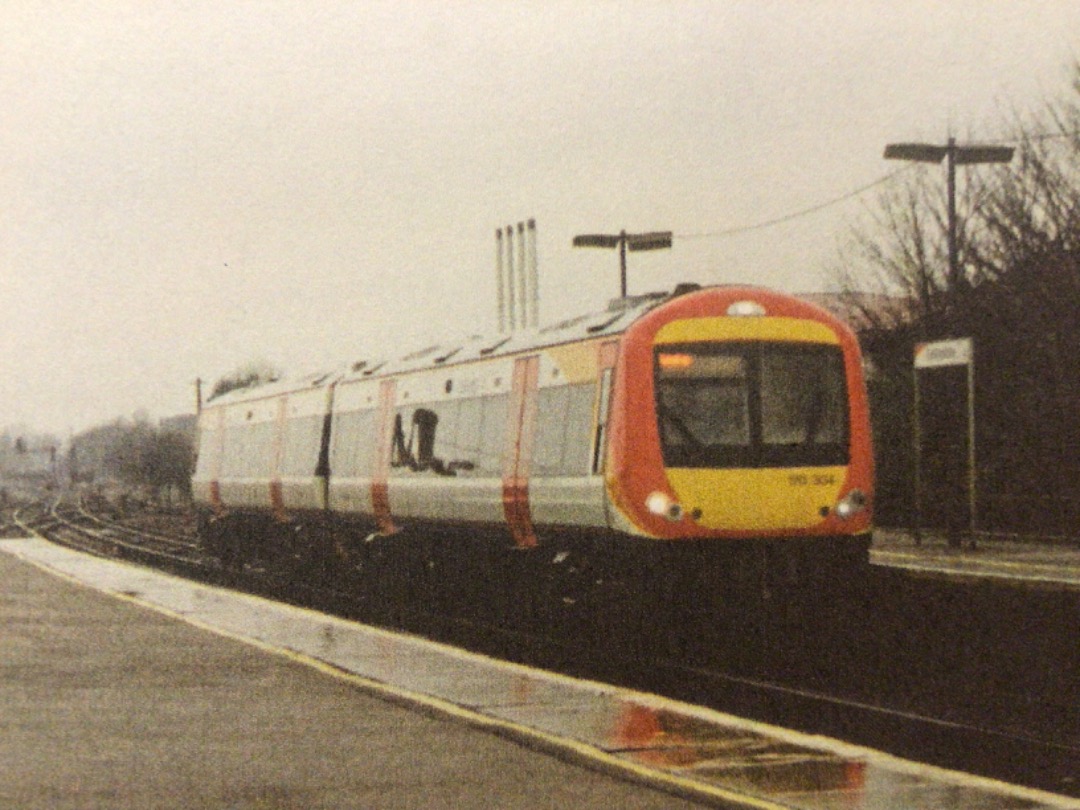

885,138,1014,548
883,138,1014,288
572,230,673,298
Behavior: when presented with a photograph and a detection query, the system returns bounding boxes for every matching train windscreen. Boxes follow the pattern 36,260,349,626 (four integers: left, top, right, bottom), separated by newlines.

654,342,848,468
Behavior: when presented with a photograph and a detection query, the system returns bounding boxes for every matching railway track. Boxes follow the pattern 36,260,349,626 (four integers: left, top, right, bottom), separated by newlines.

11,494,1079,799
633,656,1080,798
11,494,211,572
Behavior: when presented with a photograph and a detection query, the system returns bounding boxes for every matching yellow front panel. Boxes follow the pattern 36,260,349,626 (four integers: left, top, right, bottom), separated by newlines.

655,317,840,346
666,467,846,532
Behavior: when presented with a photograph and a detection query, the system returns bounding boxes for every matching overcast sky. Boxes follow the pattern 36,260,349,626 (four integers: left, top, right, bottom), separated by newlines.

3,1,1079,436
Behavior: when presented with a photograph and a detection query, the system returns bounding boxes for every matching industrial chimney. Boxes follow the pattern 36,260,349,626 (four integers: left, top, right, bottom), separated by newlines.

495,219,539,332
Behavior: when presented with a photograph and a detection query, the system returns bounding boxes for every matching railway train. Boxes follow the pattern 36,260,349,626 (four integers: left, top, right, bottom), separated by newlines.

192,283,873,628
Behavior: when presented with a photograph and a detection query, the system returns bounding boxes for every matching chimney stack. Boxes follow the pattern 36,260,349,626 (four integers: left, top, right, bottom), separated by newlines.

495,219,539,332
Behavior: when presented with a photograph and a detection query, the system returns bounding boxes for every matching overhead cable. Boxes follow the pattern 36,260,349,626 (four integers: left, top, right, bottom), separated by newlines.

677,165,914,240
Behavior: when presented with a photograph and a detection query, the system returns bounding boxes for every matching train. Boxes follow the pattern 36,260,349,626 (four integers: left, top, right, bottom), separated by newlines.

192,283,873,629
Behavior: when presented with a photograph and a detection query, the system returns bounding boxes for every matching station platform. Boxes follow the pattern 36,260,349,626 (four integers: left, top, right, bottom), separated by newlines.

871,529,1080,588
2,536,1075,810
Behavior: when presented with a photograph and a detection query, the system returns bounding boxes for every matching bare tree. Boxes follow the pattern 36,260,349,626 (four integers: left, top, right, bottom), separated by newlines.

836,64,1080,536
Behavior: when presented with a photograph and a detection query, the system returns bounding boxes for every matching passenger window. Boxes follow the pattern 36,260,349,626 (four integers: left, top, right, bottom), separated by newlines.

222,422,272,478
532,383,596,477
563,383,597,475
454,398,483,462
533,386,570,476
330,409,377,478
281,414,323,478
478,394,509,477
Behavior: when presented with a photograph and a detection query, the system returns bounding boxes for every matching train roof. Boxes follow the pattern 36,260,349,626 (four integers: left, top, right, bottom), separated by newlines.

336,290,670,385
203,369,340,407
205,290,673,408
203,283,848,408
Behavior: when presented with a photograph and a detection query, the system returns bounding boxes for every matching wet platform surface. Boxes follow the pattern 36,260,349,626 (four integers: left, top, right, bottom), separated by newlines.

3,536,1076,810
872,530,1080,588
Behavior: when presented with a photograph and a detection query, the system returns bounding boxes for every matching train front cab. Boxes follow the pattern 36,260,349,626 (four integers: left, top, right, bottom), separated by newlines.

604,287,873,598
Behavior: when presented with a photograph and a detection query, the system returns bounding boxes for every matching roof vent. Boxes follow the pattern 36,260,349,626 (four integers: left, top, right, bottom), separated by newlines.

671,282,701,297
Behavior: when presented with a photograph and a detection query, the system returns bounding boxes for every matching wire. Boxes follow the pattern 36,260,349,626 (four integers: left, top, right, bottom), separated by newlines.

673,130,1077,242
677,165,914,240
1023,129,1080,142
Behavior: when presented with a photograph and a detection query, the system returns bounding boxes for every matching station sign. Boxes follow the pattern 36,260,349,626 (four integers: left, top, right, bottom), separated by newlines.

914,338,972,369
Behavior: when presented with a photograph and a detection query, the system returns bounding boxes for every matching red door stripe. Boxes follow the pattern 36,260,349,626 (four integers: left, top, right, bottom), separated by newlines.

372,379,398,534
502,355,540,548
269,396,288,521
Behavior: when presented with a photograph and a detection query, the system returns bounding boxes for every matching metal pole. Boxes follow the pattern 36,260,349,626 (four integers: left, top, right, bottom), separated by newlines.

946,137,958,288
618,229,627,298
885,137,1012,293
913,361,922,545
968,344,977,548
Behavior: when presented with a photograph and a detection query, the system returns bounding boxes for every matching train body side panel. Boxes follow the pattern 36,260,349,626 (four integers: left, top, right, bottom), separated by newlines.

323,339,616,538
528,478,607,527
277,386,332,512
326,377,380,519
381,342,614,536
191,405,224,509
385,360,512,526
327,361,514,529
528,340,610,529
213,397,279,511
387,477,504,525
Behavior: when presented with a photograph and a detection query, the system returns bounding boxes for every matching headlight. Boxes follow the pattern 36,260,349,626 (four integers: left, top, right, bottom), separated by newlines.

834,489,868,520
726,300,767,317
646,491,684,522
